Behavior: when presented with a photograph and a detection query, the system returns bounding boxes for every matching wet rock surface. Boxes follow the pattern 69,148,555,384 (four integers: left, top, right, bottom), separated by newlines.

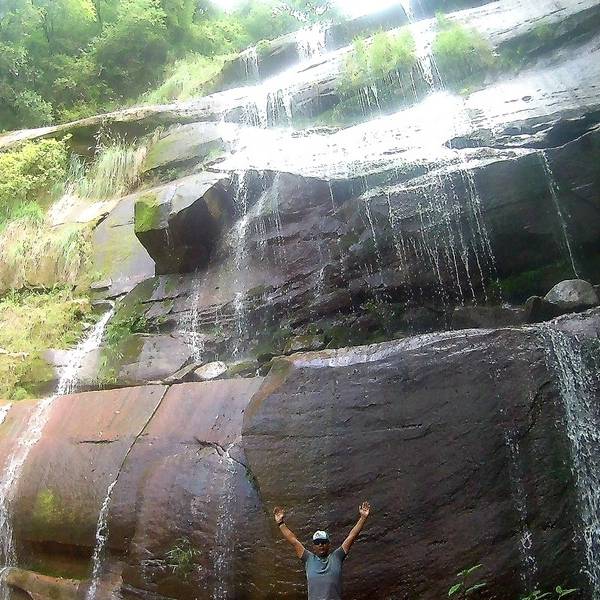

1,311,599,599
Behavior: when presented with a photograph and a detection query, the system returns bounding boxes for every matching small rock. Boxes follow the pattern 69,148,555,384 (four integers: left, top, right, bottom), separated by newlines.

225,360,261,378
524,296,562,323
91,300,114,314
194,361,228,381
544,279,599,311
90,279,112,291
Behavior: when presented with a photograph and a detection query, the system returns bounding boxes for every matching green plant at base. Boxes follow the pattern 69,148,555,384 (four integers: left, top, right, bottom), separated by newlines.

433,20,498,91
166,537,200,580
520,586,578,600
0,287,92,400
448,564,487,598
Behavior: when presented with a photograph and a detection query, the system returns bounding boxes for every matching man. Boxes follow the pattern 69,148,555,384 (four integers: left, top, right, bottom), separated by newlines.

273,501,371,600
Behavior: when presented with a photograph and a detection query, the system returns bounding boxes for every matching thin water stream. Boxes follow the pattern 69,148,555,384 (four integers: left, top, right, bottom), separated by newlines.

543,326,600,599
0,308,115,599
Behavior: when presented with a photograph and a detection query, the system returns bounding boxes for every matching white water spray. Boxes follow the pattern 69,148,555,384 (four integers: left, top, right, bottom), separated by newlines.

543,326,600,598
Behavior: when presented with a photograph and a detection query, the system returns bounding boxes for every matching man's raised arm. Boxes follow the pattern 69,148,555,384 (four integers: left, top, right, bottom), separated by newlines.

342,501,371,554
274,506,305,559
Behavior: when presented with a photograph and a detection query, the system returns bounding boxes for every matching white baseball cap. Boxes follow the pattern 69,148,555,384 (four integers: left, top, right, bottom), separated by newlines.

312,530,330,542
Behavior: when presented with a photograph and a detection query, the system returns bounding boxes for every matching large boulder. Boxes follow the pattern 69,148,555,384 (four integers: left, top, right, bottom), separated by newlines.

544,279,599,312
92,191,155,299
134,173,231,275
142,123,226,174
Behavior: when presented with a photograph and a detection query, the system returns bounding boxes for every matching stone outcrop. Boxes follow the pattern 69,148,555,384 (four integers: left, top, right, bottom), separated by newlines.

134,173,231,275
1,311,599,599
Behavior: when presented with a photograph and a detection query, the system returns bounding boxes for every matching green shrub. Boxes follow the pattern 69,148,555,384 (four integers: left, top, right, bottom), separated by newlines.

339,30,416,96
0,139,69,225
432,21,498,91
141,54,228,104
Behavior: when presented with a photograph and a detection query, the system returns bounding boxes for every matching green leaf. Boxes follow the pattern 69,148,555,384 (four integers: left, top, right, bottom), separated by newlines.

466,583,487,595
556,587,578,599
449,583,463,597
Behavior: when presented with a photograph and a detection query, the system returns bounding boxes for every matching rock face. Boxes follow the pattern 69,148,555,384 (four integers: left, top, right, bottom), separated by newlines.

1,311,599,600
134,173,231,275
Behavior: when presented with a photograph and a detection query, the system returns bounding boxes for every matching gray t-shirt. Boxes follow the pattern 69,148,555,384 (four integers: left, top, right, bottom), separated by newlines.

301,547,347,600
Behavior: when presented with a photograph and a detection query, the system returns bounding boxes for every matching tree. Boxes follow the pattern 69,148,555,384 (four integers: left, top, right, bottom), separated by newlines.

94,0,169,96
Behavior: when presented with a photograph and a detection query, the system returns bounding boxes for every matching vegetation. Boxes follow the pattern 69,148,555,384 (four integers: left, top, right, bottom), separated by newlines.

140,54,229,105
72,139,147,200
332,29,417,123
448,564,487,598
166,537,200,580
0,221,93,292
432,18,498,92
0,139,69,226
0,0,337,131
0,287,92,400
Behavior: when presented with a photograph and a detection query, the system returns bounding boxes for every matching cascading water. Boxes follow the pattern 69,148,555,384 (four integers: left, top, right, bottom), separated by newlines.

0,307,115,599
212,444,237,600
539,151,580,278
241,46,259,82
296,23,327,62
543,326,600,598
0,405,10,427
504,430,538,588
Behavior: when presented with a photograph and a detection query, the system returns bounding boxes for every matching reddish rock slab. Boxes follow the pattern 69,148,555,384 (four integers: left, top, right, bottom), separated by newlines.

11,386,167,565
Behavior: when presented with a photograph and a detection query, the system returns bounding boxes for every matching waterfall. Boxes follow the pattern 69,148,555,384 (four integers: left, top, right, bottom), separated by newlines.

543,326,600,598
539,152,580,278
0,307,115,599
296,23,327,62
0,405,11,427
240,47,259,81
504,430,538,588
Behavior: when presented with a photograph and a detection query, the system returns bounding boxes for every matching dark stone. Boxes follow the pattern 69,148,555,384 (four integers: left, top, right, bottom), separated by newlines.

524,296,563,323
243,310,600,600
134,173,231,275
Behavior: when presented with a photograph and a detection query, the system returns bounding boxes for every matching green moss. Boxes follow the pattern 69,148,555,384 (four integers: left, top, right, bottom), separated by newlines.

492,253,600,303
33,489,62,526
432,20,498,91
134,192,164,234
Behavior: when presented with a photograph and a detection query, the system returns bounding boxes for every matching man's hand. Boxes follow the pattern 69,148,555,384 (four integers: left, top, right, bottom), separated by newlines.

359,501,371,519
273,506,285,525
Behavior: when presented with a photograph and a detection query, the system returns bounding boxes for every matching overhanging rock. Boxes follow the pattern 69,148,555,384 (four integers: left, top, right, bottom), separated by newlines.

134,172,231,275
